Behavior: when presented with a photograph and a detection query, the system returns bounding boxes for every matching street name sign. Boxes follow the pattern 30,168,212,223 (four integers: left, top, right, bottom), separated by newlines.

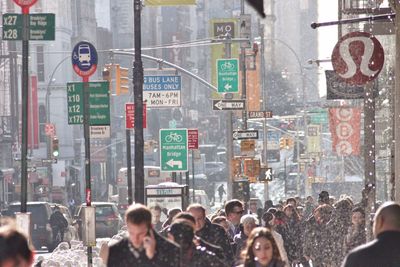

217,58,239,93
90,126,110,139
2,13,55,40
248,111,273,119
67,82,110,125
233,130,259,140
143,75,181,108
160,128,188,172
213,100,245,110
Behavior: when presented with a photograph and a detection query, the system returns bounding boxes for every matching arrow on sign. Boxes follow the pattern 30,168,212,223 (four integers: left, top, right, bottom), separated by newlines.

213,100,246,110
167,159,183,169
224,83,232,91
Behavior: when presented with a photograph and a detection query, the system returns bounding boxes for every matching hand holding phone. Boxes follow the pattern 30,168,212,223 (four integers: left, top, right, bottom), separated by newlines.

143,228,156,260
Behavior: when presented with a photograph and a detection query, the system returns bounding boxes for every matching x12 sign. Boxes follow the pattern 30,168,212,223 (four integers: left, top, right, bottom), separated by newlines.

331,31,384,86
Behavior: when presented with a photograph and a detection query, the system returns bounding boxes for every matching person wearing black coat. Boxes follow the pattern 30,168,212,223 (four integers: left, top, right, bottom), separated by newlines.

107,204,180,267
188,204,234,267
341,202,400,267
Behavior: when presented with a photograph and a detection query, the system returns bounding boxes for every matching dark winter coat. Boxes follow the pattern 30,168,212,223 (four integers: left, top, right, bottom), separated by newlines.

302,216,331,267
180,244,228,267
343,225,366,255
196,219,234,266
107,230,180,267
341,231,400,267
233,231,248,261
49,210,68,230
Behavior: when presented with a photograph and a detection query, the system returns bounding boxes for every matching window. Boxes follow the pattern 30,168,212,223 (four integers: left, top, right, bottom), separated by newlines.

36,46,45,82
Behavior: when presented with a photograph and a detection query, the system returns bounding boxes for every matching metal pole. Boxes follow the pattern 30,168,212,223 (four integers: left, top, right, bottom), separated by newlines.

192,150,195,202
241,0,248,130
364,81,376,240
260,22,269,201
83,78,92,266
20,12,29,213
393,3,400,203
126,130,133,204
133,0,145,204
225,35,233,200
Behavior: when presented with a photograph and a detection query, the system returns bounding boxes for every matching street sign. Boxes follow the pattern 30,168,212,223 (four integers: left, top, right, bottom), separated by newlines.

2,13,55,41
71,41,98,78
217,59,239,93
188,129,198,150
143,75,181,107
160,128,188,172
233,130,258,140
213,100,245,110
125,103,147,129
90,126,110,139
331,31,384,86
67,82,110,125
248,111,273,119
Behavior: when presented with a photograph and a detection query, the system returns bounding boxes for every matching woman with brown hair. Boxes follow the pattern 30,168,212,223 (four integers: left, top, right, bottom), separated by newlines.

237,227,286,267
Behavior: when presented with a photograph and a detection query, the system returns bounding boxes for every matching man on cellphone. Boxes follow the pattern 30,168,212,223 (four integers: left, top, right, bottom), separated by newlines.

106,204,180,267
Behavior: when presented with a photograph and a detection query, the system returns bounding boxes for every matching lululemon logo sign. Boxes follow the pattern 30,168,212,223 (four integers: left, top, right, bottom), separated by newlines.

331,32,384,86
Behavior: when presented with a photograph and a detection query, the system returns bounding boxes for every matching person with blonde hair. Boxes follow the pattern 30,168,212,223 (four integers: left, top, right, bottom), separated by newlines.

237,227,285,267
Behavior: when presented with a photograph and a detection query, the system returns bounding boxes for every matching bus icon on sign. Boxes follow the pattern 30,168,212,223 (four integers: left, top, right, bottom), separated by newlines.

78,44,91,66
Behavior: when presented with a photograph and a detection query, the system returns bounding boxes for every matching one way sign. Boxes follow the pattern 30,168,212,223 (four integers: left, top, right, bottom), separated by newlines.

232,130,258,140
213,100,245,111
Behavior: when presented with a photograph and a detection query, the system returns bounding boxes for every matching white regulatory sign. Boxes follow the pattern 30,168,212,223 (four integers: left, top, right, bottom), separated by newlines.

143,75,181,108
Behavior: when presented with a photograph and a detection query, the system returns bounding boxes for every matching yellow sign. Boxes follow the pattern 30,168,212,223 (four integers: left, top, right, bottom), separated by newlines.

145,0,196,5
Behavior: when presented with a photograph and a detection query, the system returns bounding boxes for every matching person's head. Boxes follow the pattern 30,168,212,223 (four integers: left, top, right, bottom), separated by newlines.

306,195,314,203
351,207,365,227
187,204,206,231
150,205,162,224
168,208,182,219
241,227,281,266
318,191,330,205
249,202,258,214
264,200,273,211
313,204,332,224
286,197,297,207
172,211,196,229
125,204,152,248
212,216,229,233
262,212,275,229
167,220,195,251
225,199,244,225
0,219,34,267
283,204,300,222
373,202,400,237
240,214,258,237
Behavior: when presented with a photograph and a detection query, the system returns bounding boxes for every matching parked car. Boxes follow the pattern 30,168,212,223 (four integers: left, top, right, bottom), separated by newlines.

49,203,79,242
205,161,227,181
3,202,53,251
75,202,123,238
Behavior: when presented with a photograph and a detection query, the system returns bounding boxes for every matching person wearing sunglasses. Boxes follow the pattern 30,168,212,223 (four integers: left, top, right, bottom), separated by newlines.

225,199,245,240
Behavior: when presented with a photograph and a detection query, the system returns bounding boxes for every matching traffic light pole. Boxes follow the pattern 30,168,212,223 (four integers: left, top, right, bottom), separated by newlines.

133,0,145,204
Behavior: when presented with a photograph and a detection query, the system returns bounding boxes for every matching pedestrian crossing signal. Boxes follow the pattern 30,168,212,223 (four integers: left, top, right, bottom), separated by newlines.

259,167,273,182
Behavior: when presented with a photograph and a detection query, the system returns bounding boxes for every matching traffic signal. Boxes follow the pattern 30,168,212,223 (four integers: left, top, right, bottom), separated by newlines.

259,167,273,182
52,136,59,158
243,159,260,179
116,64,129,95
102,65,111,81
231,159,242,177
279,138,286,149
233,179,250,202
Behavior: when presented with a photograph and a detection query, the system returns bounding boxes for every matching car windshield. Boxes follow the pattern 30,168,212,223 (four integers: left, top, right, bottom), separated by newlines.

95,205,115,217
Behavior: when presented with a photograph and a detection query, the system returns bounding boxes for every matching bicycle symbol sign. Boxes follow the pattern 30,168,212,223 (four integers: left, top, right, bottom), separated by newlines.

217,58,239,93
160,129,188,172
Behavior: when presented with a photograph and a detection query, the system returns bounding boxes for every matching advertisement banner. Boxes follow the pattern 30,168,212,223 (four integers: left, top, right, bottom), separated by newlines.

329,108,361,156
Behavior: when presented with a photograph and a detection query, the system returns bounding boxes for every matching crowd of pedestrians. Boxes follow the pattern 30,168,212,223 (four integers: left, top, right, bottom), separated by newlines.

3,191,400,267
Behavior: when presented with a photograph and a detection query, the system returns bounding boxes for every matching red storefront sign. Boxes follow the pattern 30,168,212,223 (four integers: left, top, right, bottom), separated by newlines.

329,108,361,156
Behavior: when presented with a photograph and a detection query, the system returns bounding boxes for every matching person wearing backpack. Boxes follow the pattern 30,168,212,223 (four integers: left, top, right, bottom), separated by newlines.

49,205,68,243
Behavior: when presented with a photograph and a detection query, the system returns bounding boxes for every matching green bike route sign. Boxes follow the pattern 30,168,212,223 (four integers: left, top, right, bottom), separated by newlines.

67,81,110,126
160,128,188,172
217,58,239,93
2,13,55,40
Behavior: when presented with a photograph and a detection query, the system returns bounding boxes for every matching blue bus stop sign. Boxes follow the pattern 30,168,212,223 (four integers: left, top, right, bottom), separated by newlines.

71,41,98,78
